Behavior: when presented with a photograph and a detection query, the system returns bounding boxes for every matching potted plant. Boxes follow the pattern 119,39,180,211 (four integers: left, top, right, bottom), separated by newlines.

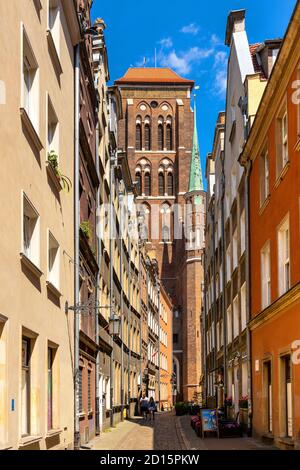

225,396,233,407
47,150,72,192
239,396,249,409
80,221,92,241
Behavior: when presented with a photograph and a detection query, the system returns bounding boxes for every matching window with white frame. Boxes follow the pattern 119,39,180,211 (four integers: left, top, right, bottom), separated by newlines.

48,0,60,55
276,101,289,177
21,337,31,436
240,210,245,254
226,244,231,282
260,148,270,205
233,296,239,339
48,231,60,289
47,95,59,153
261,241,271,309
22,193,40,267
227,306,232,344
240,283,247,331
278,216,290,296
22,26,39,131
232,229,238,270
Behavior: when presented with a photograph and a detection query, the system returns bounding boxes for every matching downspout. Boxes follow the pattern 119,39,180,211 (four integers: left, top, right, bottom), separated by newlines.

245,160,252,436
211,198,218,407
139,245,143,400
120,192,124,421
220,151,228,417
74,42,80,451
157,281,161,411
128,235,132,417
109,147,116,428
203,250,208,406
95,120,101,435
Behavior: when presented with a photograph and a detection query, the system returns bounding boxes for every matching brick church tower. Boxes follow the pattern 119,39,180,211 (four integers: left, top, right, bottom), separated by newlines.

115,68,205,402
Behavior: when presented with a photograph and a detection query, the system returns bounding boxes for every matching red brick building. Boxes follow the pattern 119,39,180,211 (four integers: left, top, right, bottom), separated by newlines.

115,68,206,402
240,2,300,449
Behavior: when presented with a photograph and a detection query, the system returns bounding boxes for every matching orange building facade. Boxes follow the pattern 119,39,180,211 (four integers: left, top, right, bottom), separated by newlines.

240,2,300,449
160,284,173,410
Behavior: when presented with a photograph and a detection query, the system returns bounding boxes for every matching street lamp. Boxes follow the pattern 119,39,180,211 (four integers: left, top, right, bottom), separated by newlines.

109,312,121,336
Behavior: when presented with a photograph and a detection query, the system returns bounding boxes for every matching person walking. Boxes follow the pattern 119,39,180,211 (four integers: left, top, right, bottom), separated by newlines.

148,396,156,421
140,393,149,420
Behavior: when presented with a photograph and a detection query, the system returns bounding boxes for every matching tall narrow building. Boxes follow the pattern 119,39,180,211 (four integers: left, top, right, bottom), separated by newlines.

115,68,205,402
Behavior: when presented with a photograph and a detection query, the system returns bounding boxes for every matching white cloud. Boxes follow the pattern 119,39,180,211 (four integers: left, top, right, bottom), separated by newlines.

180,23,199,35
159,37,173,49
158,47,214,75
211,50,228,97
135,56,151,67
211,34,221,46
214,50,227,66
213,68,227,97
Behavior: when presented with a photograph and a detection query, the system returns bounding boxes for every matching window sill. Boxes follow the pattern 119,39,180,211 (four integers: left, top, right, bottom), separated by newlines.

259,195,271,215
46,429,63,438
46,161,63,192
78,412,86,420
46,281,62,298
19,435,43,447
275,161,290,188
20,253,43,278
0,443,13,450
277,437,294,447
20,108,43,152
47,30,63,76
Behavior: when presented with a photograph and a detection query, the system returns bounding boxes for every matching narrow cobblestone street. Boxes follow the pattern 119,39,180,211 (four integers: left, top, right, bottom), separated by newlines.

89,412,278,451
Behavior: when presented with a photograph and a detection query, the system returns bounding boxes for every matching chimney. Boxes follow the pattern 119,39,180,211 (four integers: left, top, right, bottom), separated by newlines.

225,10,246,47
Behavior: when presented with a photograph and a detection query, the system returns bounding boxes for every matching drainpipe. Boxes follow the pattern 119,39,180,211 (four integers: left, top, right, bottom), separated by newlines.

138,244,143,400
109,148,116,428
210,198,218,407
245,159,252,436
157,280,161,411
74,42,80,451
203,250,208,406
95,120,101,435
128,235,132,417
120,192,124,421
220,151,228,418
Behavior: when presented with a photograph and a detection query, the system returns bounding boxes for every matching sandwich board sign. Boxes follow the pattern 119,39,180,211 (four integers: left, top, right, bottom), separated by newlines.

200,409,219,438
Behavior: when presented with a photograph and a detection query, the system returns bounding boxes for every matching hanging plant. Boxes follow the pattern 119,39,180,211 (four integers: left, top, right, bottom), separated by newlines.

48,150,72,193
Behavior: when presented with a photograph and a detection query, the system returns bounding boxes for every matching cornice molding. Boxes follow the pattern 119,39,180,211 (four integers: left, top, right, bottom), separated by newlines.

249,282,300,331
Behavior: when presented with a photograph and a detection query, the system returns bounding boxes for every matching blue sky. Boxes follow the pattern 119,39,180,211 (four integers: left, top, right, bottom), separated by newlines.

92,0,296,185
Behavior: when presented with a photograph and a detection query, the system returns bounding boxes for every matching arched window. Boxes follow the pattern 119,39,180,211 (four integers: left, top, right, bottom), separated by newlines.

158,122,164,150
145,123,151,150
161,203,172,242
159,172,165,196
166,120,172,150
140,204,150,241
136,172,142,195
136,120,142,150
167,172,174,195
144,172,151,196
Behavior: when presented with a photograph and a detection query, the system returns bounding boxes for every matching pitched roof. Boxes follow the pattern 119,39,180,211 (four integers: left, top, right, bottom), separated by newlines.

188,102,204,193
249,43,267,79
115,68,194,87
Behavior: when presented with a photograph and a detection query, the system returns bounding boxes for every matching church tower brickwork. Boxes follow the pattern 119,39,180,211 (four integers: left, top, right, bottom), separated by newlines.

115,68,206,402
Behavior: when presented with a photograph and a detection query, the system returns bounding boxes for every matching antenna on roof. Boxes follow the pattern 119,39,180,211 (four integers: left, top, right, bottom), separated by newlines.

143,57,147,67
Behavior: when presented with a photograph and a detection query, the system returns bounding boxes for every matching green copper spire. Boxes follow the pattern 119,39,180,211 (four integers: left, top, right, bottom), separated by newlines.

189,98,204,193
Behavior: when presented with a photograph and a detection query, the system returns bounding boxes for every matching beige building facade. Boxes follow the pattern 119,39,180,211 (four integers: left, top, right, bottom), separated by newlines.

0,0,80,449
